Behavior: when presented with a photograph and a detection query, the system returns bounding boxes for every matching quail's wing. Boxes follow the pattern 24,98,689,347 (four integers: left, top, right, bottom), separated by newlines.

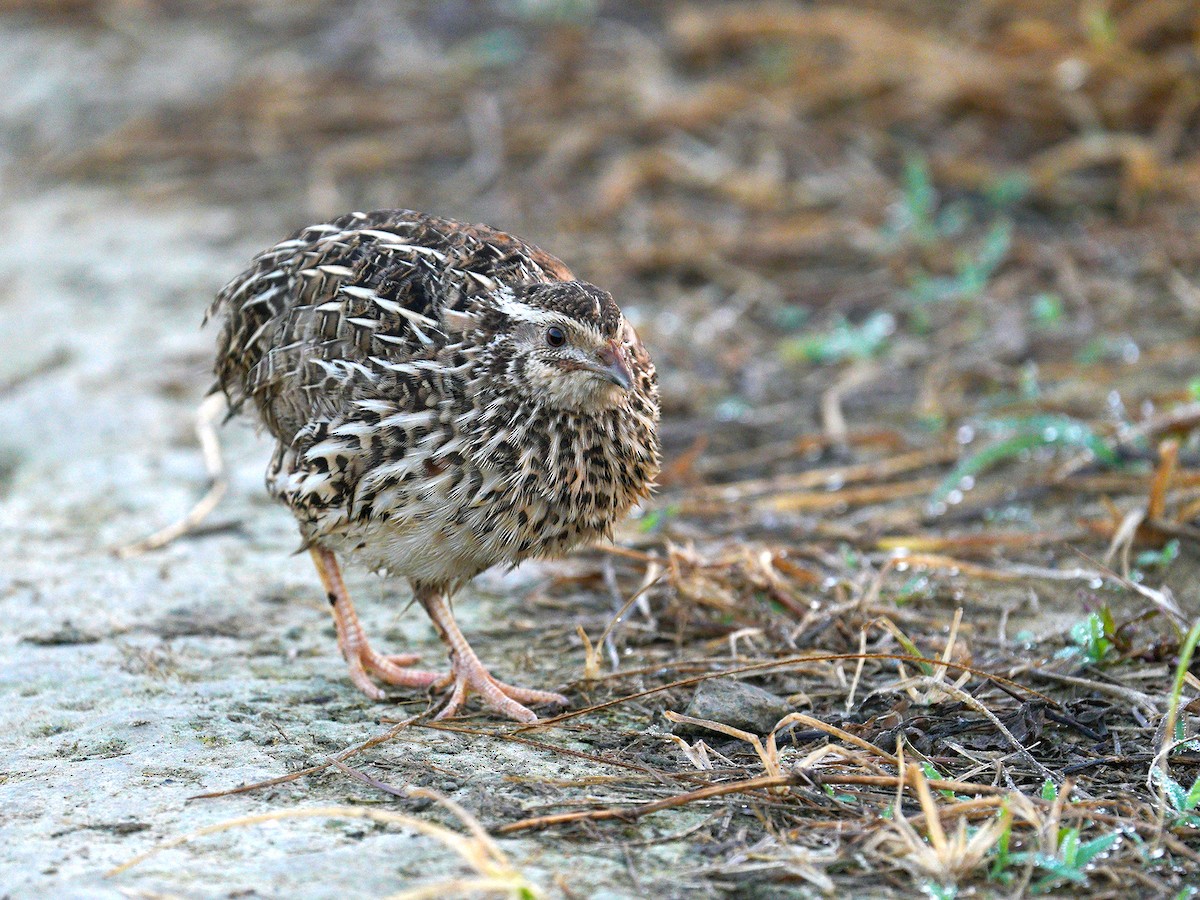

211,209,573,440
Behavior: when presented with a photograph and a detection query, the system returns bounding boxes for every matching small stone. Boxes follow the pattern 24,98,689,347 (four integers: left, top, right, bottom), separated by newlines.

674,679,792,735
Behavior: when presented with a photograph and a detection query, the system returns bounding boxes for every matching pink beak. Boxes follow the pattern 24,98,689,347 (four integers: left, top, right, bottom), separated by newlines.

591,339,634,390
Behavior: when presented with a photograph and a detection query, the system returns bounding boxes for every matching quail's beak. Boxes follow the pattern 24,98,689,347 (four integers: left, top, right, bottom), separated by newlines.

588,339,634,391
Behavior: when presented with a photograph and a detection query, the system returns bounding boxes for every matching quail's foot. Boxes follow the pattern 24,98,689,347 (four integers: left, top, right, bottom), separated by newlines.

312,547,445,700
420,586,567,723
433,654,568,723
339,637,444,701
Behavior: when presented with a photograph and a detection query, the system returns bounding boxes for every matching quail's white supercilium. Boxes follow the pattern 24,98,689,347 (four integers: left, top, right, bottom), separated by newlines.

209,210,661,722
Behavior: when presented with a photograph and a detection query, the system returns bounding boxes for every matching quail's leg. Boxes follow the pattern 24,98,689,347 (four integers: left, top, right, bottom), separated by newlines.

417,586,568,724
310,547,443,699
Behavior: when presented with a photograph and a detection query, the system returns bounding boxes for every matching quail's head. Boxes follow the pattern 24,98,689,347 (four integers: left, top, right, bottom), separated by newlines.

466,281,645,413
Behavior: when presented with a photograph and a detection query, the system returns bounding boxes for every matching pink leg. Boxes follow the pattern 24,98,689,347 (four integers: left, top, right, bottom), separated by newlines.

418,586,568,723
310,548,443,700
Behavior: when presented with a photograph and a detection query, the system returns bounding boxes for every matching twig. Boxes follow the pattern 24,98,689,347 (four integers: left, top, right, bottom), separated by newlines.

116,393,229,557
190,714,420,800
584,567,665,680
1024,668,1159,715
902,676,1061,788
497,773,799,834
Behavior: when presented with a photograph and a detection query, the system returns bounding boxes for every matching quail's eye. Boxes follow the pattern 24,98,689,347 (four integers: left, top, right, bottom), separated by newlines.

545,326,567,348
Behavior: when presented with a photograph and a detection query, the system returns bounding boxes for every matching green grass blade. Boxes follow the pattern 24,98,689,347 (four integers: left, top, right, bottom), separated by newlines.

1075,830,1121,867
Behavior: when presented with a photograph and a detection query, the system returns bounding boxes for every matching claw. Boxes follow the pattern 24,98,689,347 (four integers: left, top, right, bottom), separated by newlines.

420,586,568,723
432,656,568,723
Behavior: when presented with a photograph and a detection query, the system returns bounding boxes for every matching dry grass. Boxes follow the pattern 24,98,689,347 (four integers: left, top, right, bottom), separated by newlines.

108,792,543,899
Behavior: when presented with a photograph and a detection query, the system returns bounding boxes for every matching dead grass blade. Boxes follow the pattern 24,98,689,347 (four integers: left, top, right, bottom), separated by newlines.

108,801,540,899
663,711,786,778
115,393,228,557
1148,617,1200,796
189,715,421,800
497,773,798,835
865,747,1018,887
581,565,665,680
684,445,957,502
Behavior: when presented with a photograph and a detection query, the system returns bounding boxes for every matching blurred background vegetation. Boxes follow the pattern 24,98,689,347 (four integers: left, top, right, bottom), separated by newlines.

8,0,1200,456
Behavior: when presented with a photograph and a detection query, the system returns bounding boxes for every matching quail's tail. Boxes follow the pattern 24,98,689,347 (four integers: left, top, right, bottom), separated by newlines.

206,253,295,421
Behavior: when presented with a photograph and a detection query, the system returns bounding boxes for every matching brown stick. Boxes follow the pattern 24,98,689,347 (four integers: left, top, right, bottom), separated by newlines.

497,773,798,834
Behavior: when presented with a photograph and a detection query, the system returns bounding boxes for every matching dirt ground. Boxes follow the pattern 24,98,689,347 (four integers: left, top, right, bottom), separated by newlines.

4,2,1200,898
